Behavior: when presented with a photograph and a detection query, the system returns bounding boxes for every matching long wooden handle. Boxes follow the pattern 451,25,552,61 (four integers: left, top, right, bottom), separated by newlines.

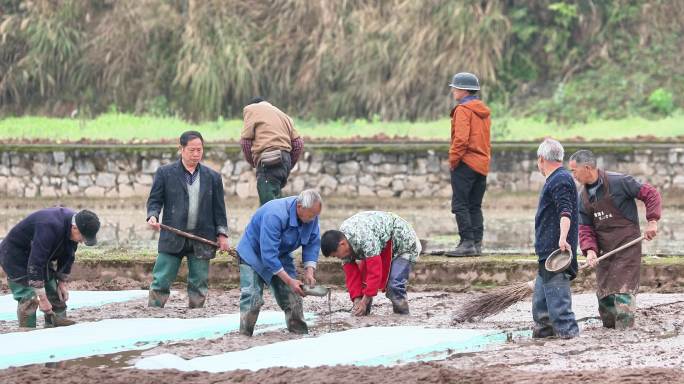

579,235,644,270
526,235,646,286
158,223,238,257
159,223,219,248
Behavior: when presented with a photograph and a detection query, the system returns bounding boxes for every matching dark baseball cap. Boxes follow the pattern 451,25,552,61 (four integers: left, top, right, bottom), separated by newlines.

75,210,100,246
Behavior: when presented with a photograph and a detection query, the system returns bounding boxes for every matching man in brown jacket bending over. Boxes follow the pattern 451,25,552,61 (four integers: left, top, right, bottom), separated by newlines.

444,72,491,257
240,97,304,205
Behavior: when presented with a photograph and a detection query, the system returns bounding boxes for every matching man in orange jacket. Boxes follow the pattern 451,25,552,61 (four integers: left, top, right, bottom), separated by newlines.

444,72,491,257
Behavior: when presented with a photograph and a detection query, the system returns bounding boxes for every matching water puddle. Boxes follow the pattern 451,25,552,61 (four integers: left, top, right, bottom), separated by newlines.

44,349,146,369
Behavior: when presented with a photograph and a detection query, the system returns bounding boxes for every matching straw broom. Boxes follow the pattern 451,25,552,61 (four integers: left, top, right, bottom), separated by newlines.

452,236,644,323
452,280,535,323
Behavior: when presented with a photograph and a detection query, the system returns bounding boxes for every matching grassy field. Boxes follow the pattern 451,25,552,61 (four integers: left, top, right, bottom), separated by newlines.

1,113,683,142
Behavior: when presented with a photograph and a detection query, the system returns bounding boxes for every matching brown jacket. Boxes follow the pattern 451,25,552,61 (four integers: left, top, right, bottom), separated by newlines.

241,102,300,163
449,99,491,175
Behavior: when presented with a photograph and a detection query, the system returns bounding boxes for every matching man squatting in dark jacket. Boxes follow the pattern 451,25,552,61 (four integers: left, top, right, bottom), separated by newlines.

0,208,100,327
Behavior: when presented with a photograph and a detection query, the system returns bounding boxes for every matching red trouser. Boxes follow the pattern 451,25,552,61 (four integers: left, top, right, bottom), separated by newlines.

342,240,393,300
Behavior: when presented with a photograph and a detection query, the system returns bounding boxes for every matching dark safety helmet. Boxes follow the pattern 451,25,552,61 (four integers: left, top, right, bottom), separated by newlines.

448,72,480,91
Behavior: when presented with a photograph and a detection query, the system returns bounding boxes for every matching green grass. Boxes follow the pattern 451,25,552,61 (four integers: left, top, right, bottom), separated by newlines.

74,249,684,264
76,247,237,262
0,112,683,142
642,255,684,265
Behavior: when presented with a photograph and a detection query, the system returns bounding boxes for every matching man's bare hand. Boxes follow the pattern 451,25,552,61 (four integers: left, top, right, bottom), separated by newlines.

288,279,306,297
303,267,316,286
35,289,52,313
352,296,370,316
147,216,161,230
57,281,69,302
218,235,229,251
586,250,599,268
558,238,571,252
645,221,658,241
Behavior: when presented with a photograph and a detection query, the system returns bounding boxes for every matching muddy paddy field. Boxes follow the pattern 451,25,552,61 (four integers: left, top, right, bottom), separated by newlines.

1,196,683,383
0,279,683,383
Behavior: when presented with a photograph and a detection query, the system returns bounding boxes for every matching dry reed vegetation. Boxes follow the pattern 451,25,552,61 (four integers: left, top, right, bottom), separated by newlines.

0,0,508,119
0,0,682,121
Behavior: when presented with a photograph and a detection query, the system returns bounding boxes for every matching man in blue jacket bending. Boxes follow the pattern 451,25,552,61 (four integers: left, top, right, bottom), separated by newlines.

0,208,100,327
237,189,322,336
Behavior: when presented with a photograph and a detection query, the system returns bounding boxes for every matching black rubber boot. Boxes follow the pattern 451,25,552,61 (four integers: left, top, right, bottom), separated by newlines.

391,298,410,315
386,290,409,315
444,240,477,257
474,241,483,256
532,325,555,339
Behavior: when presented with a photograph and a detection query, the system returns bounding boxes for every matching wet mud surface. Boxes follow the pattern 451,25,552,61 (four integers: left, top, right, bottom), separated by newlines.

1,278,683,383
2,364,683,384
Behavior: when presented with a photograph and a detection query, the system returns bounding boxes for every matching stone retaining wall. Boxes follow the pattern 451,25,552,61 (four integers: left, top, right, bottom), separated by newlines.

0,143,683,199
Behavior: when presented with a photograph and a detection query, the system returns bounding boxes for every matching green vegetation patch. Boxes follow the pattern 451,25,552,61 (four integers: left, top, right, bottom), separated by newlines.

1,113,683,142
76,248,237,263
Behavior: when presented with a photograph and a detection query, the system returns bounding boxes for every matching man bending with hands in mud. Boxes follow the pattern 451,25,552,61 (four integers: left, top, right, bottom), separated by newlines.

236,189,322,336
0,208,100,327
321,211,421,316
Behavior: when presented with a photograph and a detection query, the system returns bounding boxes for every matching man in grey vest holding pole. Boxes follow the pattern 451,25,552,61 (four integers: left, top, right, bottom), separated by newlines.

146,131,229,308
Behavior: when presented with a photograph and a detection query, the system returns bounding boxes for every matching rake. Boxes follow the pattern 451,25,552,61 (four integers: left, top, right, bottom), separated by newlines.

452,236,644,323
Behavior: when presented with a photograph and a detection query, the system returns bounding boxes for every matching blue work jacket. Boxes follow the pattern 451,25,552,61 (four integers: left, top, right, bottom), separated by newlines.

237,197,320,283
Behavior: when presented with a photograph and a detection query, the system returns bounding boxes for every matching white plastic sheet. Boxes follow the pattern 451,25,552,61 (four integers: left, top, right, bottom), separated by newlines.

0,290,149,321
136,326,516,372
0,311,313,369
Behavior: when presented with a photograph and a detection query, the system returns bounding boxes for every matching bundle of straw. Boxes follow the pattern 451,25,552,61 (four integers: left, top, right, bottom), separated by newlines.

452,280,534,323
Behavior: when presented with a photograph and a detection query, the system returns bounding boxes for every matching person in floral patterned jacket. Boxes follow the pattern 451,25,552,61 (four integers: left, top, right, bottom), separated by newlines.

321,211,421,316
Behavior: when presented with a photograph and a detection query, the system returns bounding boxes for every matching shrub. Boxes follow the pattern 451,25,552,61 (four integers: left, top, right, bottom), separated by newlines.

648,88,675,115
